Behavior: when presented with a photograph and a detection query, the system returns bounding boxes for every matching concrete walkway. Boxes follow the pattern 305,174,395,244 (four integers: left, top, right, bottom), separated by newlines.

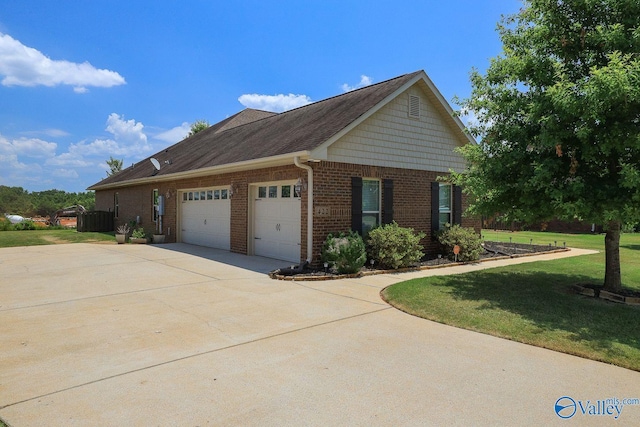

0,243,637,426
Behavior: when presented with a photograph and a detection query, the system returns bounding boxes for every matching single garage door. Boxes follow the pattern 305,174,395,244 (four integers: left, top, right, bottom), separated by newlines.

180,187,230,250
253,182,301,263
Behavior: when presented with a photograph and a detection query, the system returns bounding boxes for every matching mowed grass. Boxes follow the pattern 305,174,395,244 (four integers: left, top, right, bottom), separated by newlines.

382,231,640,371
0,228,116,247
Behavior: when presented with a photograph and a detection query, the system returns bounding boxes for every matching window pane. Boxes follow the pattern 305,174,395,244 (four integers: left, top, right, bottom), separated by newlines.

439,213,451,229
207,190,213,200
214,190,220,199
268,186,277,198
439,184,451,211
194,191,200,201
281,185,291,198
221,189,228,199
258,187,266,198
188,192,193,200
200,191,206,200
362,213,379,234
182,193,187,201
362,180,379,211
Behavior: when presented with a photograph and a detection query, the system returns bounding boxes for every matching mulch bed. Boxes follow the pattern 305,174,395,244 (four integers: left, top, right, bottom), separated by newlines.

269,241,569,281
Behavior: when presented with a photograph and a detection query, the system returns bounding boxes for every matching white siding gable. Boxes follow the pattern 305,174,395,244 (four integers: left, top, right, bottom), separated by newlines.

326,84,467,173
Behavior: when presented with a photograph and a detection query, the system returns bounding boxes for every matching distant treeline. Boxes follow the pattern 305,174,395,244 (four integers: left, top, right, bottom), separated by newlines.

0,186,96,218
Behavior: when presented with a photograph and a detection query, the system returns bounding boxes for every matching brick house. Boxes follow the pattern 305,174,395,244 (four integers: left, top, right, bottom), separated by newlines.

89,70,478,264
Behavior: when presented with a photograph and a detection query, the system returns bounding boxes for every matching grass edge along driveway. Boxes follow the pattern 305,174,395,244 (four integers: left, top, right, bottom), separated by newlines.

382,231,640,372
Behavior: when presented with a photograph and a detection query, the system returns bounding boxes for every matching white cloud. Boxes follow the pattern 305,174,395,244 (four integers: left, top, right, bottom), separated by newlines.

0,133,57,158
10,137,57,158
60,113,152,160
153,122,191,143
21,128,70,138
0,32,125,92
105,113,148,145
52,168,79,178
45,152,92,167
341,75,373,92
238,93,312,113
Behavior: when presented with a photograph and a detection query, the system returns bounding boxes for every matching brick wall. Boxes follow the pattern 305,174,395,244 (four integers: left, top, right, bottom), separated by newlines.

310,161,479,263
95,161,479,264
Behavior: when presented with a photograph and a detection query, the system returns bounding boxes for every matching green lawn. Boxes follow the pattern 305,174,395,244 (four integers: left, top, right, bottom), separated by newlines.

382,231,640,371
0,229,116,248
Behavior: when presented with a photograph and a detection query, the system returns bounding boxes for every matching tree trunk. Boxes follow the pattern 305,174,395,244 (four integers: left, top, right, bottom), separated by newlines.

603,220,622,292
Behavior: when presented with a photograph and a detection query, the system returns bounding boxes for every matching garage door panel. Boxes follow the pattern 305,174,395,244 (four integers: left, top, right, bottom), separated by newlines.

180,190,230,250
253,184,301,263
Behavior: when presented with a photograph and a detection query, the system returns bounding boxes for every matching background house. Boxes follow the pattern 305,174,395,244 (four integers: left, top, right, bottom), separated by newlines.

89,70,479,264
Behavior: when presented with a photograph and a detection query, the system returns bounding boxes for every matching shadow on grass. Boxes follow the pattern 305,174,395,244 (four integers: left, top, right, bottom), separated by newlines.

394,269,639,367
620,244,640,251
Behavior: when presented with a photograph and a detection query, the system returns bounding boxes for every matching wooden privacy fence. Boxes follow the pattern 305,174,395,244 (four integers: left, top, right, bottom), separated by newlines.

77,211,114,232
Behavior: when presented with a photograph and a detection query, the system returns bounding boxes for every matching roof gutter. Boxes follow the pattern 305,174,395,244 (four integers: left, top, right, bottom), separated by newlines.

89,151,311,191
294,156,313,264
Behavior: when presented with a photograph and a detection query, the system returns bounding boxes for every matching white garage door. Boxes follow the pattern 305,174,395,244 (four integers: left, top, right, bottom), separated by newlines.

253,183,301,263
180,188,230,250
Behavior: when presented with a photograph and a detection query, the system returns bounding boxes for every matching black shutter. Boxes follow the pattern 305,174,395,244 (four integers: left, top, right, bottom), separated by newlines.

431,182,440,237
351,177,363,235
383,179,393,224
453,185,463,225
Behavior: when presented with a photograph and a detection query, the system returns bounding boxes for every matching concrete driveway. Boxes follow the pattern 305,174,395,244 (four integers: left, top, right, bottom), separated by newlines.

0,243,638,426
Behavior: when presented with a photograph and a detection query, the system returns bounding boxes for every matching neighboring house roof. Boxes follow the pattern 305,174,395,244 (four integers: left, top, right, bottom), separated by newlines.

89,70,472,190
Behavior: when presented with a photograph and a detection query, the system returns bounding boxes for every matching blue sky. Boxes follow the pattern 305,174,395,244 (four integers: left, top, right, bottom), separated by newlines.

0,0,521,193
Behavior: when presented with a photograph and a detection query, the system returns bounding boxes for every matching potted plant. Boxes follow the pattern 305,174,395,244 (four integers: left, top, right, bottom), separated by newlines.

115,224,130,244
130,227,148,244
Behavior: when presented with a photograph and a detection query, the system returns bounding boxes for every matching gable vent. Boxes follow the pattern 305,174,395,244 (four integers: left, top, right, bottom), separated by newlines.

408,95,420,118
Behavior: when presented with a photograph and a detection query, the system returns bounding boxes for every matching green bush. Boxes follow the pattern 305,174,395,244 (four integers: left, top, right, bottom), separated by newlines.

367,222,425,269
0,219,14,231
321,231,367,274
13,220,36,231
131,227,147,239
437,224,483,262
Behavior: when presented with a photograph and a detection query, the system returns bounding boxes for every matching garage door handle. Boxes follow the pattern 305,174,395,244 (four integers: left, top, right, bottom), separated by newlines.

254,237,262,240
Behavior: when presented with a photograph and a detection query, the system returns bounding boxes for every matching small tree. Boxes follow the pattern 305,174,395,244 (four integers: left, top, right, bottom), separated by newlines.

187,120,210,137
106,156,123,177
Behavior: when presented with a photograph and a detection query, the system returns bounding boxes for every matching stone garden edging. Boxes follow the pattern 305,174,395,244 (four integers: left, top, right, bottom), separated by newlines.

268,247,571,281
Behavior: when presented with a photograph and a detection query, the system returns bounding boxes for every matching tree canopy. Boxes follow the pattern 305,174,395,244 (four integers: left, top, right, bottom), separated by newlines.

0,186,95,217
187,120,210,137
106,156,123,177
453,0,640,292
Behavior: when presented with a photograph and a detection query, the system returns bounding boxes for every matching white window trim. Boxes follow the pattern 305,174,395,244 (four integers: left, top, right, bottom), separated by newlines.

362,178,381,232
439,183,452,229
153,189,159,222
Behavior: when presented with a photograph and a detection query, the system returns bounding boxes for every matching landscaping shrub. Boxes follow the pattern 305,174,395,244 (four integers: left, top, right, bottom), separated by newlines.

321,231,367,274
13,220,36,231
437,224,483,262
131,227,147,239
367,221,425,269
0,218,14,231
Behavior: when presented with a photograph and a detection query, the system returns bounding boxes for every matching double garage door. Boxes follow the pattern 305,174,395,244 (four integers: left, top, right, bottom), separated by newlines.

180,188,230,250
178,182,301,263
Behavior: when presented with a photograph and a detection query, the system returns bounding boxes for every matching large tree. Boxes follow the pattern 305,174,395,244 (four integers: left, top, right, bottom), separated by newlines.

453,0,640,292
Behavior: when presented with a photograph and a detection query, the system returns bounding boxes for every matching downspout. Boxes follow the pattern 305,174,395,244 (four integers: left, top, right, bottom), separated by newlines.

294,156,313,263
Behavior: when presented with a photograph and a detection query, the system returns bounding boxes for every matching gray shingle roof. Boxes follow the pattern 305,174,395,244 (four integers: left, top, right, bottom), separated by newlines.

89,71,422,189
